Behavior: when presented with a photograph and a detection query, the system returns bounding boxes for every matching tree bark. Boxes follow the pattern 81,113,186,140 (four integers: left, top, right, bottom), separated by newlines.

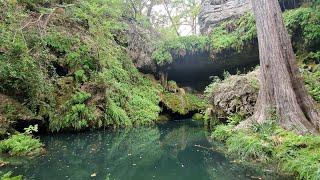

243,0,320,134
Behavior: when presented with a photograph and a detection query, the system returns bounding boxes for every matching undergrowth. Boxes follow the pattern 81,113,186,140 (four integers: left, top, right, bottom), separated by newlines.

0,0,161,132
211,113,320,179
0,171,22,180
302,64,320,102
0,125,43,156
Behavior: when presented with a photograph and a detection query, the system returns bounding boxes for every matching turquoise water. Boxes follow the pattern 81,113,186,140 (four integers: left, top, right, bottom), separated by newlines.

3,120,286,180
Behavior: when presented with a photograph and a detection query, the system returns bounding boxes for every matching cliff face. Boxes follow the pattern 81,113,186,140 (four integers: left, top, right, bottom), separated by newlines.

199,0,251,34
199,0,304,35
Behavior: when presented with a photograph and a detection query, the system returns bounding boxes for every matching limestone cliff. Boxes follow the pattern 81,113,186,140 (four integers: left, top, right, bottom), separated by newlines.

199,0,251,34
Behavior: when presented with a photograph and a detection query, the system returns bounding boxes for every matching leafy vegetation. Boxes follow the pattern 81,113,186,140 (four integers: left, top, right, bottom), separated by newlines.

50,90,96,131
0,0,161,132
0,172,22,180
212,116,320,179
151,35,210,64
0,125,43,156
211,124,234,141
151,7,320,65
284,7,320,52
302,65,320,102
209,13,256,52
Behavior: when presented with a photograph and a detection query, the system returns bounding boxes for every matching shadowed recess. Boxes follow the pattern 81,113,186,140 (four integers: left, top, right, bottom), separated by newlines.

160,49,259,91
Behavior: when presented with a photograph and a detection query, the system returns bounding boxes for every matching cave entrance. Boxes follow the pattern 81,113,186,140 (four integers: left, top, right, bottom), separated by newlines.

160,48,259,92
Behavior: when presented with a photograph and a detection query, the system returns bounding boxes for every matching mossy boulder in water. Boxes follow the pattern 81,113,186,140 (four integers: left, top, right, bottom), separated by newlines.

161,92,206,116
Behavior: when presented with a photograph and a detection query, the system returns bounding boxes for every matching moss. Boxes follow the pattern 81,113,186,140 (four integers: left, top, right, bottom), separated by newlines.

157,114,170,122
0,94,40,122
166,80,179,93
161,92,206,115
192,113,204,121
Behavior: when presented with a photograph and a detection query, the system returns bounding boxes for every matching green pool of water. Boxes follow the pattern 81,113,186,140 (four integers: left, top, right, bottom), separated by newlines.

3,120,286,180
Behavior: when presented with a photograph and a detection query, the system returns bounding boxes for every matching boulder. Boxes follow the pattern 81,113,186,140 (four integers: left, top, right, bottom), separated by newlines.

206,69,259,118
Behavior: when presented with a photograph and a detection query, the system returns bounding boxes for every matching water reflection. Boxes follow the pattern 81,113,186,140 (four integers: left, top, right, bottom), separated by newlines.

3,120,285,180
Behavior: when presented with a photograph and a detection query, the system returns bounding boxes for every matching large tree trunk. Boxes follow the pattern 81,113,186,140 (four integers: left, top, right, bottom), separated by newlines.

245,0,320,134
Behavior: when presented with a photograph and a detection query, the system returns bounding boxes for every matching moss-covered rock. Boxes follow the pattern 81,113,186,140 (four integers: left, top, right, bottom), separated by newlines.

192,113,204,121
161,91,206,115
205,69,259,119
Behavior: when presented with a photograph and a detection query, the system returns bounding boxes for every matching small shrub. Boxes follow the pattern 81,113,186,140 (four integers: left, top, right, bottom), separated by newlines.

211,125,234,141
74,69,88,84
50,90,96,131
226,112,245,125
104,99,131,128
302,65,320,102
0,125,43,156
0,171,22,180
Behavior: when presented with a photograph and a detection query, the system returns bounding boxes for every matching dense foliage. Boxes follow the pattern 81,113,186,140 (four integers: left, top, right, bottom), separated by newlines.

209,13,256,52
302,65,320,102
211,115,320,180
0,0,161,131
0,125,43,156
152,35,210,64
